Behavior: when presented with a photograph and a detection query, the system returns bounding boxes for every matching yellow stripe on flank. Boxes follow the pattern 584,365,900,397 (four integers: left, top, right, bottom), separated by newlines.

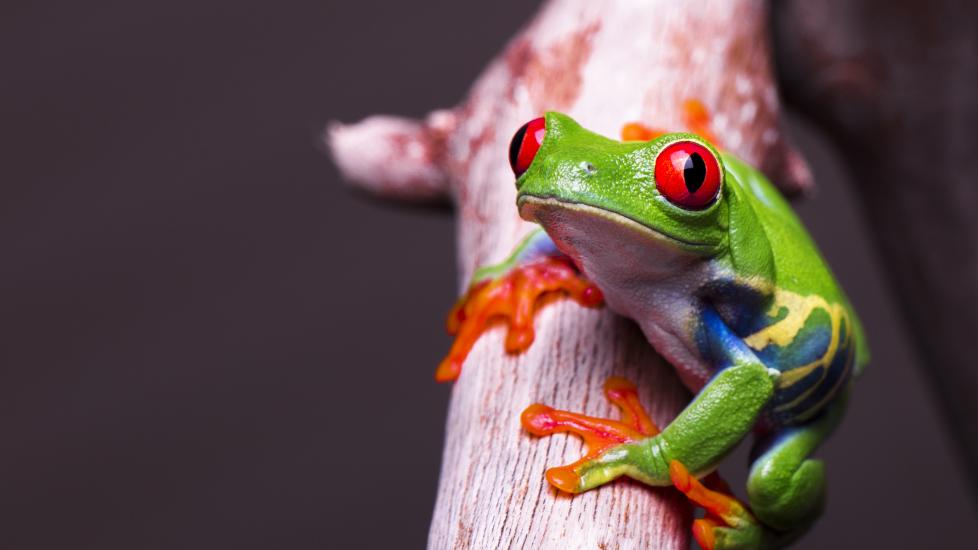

743,289,853,414
793,342,855,422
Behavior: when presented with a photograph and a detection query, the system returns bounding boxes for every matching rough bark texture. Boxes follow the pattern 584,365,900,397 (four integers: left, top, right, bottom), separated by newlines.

329,0,809,547
773,0,978,494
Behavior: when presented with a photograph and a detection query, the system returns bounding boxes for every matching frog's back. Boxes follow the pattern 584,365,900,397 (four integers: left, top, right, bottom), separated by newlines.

722,154,868,425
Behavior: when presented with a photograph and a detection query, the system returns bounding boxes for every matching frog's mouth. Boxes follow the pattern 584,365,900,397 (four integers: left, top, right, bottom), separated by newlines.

517,194,719,316
517,195,718,253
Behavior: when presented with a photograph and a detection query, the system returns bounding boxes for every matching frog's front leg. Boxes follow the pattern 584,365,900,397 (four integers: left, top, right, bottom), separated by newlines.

521,376,662,492
524,307,774,488
436,228,602,381
522,359,774,489
522,308,779,549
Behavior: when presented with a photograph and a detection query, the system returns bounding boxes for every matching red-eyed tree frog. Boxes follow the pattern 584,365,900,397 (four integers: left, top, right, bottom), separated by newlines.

437,112,868,549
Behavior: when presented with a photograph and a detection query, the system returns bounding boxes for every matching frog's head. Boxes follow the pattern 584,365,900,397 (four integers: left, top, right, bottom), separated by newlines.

512,112,734,289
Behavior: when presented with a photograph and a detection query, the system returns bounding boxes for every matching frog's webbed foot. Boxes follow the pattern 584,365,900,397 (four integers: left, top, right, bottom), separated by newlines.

669,461,775,550
521,377,659,493
621,98,723,147
435,254,602,382
671,461,808,550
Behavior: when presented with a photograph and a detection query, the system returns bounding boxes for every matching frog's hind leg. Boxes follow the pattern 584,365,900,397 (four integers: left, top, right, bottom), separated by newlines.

668,461,768,550
669,392,850,550
746,392,848,536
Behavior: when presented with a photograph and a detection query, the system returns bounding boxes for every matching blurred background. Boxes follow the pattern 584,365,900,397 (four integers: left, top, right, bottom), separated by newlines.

1,1,974,548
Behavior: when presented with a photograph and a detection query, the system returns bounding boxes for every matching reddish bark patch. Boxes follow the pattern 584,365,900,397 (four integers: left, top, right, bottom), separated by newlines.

504,20,602,112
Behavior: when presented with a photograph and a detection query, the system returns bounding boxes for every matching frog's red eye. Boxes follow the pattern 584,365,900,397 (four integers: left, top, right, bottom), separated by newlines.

654,140,721,210
509,117,546,177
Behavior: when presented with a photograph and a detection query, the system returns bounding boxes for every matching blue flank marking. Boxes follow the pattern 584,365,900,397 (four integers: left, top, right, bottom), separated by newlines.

768,316,853,425
704,280,771,337
695,296,854,427
696,307,759,371
755,324,831,374
515,230,560,264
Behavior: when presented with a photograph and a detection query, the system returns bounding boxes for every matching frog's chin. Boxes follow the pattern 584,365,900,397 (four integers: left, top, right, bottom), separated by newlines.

518,195,713,286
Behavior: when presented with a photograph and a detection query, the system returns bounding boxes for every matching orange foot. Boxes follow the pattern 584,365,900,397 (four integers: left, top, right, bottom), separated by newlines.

435,256,602,382
521,377,659,493
670,461,765,550
621,98,723,147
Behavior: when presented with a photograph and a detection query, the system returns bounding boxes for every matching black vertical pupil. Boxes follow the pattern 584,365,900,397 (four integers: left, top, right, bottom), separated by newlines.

683,152,707,193
509,122,530,174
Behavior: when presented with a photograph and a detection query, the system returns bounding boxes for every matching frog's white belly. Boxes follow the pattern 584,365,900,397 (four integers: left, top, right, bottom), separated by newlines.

597,263,717,393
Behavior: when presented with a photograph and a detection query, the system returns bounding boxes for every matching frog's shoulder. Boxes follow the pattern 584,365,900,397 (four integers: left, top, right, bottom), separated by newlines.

720,153,839,302
720,153,870,397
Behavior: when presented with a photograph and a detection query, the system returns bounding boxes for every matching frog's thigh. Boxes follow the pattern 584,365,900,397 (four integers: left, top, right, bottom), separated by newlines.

747,394,848,532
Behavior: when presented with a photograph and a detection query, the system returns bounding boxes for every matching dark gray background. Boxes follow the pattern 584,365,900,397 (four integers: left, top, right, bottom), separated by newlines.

1,1,974,548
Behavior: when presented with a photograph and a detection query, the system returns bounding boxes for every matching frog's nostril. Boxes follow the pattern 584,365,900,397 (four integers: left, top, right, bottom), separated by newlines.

509,117,546,178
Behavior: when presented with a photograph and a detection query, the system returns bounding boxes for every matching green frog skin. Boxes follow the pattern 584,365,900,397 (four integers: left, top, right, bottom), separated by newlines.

441,112,867,549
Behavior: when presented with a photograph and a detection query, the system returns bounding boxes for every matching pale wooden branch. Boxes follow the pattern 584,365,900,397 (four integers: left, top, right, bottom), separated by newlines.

773,0,978,494
329,0,806,547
